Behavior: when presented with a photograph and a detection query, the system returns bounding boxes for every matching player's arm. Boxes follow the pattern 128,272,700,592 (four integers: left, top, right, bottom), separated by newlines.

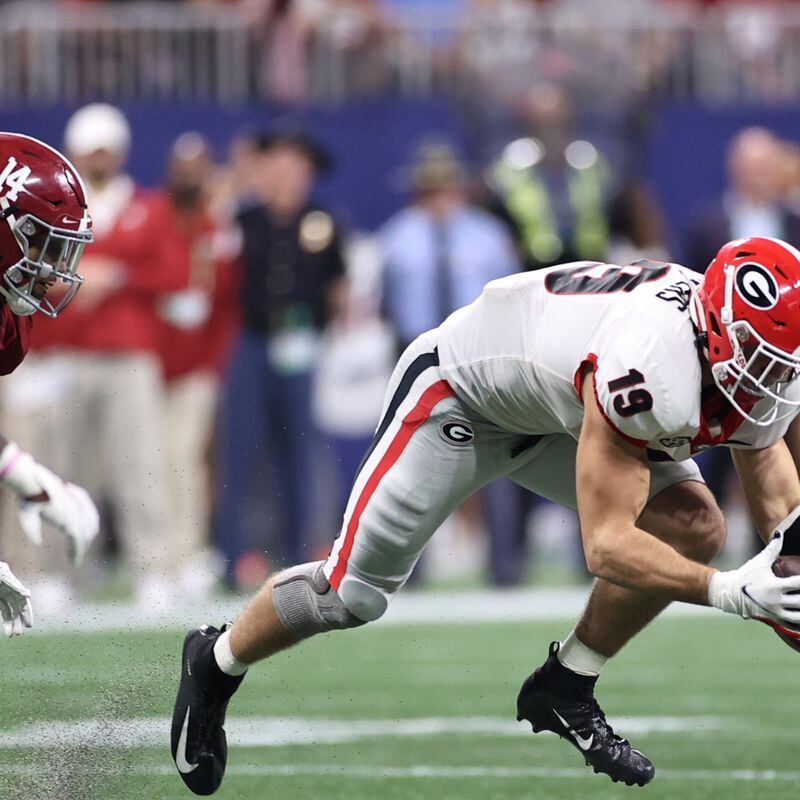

731,441,800,542
580,372,800,624
786,415,800,475
577,372,713,603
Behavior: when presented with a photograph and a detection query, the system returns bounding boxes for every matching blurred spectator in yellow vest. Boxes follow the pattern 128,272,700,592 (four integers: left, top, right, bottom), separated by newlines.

488,81,612,270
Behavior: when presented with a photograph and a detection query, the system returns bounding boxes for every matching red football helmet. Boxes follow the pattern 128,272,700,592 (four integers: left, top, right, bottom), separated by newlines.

0,132,92,317
693,237,800,425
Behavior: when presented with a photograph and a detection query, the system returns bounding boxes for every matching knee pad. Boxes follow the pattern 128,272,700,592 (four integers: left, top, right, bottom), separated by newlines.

271,561,384,640
337,575,389,622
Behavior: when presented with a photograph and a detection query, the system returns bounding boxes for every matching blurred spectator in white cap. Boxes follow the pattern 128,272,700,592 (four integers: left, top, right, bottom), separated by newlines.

17,103,194,605
64,102,131,160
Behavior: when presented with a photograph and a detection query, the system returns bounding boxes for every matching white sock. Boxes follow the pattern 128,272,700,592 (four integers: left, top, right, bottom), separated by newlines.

557,630,608,677
213,629,249,677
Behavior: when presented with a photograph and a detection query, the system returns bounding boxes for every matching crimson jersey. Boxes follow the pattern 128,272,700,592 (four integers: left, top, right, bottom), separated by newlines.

31,179,192,355
436,261,800,461
0,302,30,375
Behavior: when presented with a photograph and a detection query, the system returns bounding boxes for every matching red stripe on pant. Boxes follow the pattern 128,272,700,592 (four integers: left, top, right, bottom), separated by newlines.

329,379,456,590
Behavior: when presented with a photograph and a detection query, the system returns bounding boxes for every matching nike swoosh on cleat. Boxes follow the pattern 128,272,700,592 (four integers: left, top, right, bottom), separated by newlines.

175,707,199,774
553,709,594,751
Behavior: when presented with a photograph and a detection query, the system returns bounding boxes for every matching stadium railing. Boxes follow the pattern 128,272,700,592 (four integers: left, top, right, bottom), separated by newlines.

0,1,799,105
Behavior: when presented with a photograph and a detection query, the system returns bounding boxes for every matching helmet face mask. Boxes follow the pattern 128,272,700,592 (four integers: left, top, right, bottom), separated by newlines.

711,319,800,425
4,213,90,317
696,238,800,427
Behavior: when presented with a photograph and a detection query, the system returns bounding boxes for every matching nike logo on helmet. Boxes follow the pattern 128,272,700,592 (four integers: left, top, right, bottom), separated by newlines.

553,709,594,751
175,708,199,774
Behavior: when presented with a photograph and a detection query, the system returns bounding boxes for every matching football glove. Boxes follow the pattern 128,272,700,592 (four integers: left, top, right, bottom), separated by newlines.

0,561,32,637
708,530,800,625
0,442,99,565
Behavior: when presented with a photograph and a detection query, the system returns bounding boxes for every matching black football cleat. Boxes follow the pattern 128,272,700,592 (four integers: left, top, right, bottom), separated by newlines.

516,642,655,787
171,625,245,796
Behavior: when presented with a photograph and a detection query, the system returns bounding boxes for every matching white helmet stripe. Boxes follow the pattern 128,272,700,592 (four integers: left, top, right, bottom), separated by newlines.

721,263,735,324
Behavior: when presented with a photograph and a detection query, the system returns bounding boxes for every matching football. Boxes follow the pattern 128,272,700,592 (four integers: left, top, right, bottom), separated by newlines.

770,555,800,653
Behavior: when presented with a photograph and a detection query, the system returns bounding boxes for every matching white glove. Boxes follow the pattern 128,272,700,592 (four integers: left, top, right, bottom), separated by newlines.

0,561,32,637
0,442,99,566
17,463,99,566
708,531,800,625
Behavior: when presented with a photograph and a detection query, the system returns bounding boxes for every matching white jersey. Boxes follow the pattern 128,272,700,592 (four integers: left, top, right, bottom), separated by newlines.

437,261,800,462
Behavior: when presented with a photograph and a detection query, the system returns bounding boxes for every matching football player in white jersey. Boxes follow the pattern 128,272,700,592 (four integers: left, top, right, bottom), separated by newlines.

172,236,800,793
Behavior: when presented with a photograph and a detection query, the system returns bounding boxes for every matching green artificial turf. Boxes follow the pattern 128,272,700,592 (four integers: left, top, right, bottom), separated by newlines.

1,614,798,800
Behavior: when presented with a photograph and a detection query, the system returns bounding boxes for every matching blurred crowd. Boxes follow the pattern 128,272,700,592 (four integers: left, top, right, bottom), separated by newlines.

2,83,800,606
6,0,791,109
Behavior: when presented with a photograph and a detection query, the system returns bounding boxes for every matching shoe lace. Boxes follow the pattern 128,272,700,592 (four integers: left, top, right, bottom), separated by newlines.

590,699,632,751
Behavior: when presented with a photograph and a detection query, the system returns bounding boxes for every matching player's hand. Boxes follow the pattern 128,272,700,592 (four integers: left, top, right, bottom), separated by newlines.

17,464,99,566
708,531,800,624
0,562,32,637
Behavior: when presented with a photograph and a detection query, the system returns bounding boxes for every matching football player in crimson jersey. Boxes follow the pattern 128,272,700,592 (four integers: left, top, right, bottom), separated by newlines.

172,236,800,792
0,132,99,636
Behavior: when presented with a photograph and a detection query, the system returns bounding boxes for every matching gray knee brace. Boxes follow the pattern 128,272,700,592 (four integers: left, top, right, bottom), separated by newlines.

271,561,370,640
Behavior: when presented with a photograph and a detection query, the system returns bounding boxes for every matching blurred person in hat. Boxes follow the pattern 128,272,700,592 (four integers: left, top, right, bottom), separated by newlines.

215,124,345,589
380,137,526,585
382,139,520,351
15,103,195,605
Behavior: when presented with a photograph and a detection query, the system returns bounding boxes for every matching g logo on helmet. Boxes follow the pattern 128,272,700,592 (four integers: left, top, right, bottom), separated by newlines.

440,421,474,446
735,262,779,310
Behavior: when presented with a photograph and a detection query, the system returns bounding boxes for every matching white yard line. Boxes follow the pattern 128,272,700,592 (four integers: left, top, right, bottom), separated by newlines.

0,715,738,749
173,764,800,782
0,763,796,783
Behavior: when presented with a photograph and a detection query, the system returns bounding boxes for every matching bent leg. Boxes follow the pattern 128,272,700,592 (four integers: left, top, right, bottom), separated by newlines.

230,561,362,663
229,338,519,665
